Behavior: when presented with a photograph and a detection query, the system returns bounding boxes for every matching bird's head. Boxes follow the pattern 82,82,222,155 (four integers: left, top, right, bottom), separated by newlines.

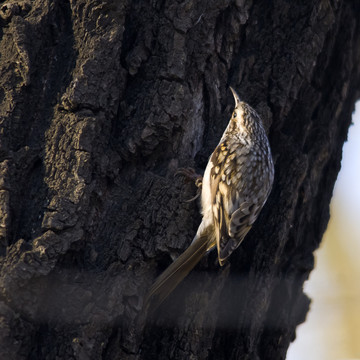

229,86,245,120
229,86,262,132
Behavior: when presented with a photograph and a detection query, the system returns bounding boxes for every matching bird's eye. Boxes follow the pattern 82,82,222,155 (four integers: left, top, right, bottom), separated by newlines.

233,112,237,118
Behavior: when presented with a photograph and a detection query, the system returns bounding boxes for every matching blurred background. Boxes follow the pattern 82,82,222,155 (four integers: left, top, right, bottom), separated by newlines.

287,101,360,360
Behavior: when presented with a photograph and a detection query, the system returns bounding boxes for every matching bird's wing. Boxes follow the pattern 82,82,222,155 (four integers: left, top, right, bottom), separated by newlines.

210,141,261,265
209,141,232,252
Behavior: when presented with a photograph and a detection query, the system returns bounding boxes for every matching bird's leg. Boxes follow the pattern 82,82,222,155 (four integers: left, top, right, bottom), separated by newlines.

175,167,203,202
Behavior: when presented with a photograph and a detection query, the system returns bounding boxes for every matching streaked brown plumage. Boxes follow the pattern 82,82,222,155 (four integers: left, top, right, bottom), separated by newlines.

144,87,274,313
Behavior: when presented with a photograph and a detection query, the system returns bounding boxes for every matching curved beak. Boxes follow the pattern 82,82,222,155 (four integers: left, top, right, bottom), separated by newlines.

229,86,240,108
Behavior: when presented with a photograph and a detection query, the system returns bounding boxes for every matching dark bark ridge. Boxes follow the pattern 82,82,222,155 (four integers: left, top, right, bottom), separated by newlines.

0,1,359,359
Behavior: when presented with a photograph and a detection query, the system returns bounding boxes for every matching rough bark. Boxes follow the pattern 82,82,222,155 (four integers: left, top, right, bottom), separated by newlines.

0,0,359,359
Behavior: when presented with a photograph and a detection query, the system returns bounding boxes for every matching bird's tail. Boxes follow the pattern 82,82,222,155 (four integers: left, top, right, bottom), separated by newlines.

144,230,214,315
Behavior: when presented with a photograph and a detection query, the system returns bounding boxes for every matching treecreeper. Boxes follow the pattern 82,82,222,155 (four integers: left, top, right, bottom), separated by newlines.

144,87,274,314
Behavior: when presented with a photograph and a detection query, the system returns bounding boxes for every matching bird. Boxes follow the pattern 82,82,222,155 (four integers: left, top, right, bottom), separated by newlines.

144,87,274,314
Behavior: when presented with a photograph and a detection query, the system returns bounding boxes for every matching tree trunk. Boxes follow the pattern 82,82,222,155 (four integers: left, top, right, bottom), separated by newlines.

0,0,359,359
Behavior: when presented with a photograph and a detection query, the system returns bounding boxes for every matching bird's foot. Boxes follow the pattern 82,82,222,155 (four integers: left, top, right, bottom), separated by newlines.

175,167,203,187
175,167,203,202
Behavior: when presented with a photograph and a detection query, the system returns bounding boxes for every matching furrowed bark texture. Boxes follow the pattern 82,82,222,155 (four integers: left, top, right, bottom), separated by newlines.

0,1,359,359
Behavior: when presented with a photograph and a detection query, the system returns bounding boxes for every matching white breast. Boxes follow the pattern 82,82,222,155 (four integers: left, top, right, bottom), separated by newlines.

200,157,214,227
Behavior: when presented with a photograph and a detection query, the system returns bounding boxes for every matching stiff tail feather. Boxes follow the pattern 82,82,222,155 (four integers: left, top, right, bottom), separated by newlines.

144,231,214,315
